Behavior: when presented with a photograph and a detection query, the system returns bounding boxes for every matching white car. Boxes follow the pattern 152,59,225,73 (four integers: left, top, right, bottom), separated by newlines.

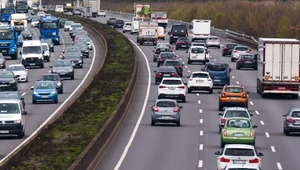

55,5,64,13
69,23,83,32
6,64,28,82
187,71,213,94
206,36,221,48
122,22,132,33
187,46,209,64
64,21,75,31
224,164,261,170
97,10,106,17
158,77,187,102
37,11,45,17
42,43,51,62
215,144,263,170
77,38,92,50
231,46,251,62
31,18,39,27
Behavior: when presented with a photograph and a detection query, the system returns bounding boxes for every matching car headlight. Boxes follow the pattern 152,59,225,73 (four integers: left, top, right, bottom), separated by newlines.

14,119,22,124
78,60,82,63
84,50,88,53
29,34,32,37
51,91,56,94
57,82,61,86
33,91,38,95
52,32,56,35
69,69,73,72
10,80,15,83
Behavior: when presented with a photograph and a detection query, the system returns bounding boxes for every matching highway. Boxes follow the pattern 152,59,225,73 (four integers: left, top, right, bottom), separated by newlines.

92,14,299,170
0,22,104,160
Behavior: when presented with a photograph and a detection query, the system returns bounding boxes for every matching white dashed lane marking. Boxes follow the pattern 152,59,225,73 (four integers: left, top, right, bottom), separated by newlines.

213,59,216,61
271,146,276,152
198,160,203,168
199,131,203,136
236,81,239,84
276,162,283,170
232,76,235,79
179,58,182,60
188,70,191,73
196,93,199,96
21,93,26,96
265,132,270,138
199,144,203,150
199,109,202,113
255,110,260,115
198,100,201,104
250,101,254,105
199,119,203,124
260,120,265,125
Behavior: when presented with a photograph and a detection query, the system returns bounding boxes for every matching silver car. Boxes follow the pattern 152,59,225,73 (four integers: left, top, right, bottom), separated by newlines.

218,107,253,133
231,46,251,62
283,108,300,135
150,99,182,126
205,36,220,48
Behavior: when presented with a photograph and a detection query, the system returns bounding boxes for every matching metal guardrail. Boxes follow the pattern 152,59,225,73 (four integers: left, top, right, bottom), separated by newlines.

106,11,259,45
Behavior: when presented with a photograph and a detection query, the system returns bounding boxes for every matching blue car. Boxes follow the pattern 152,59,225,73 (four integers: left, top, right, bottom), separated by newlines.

17,35,23,47
201,63,231,87
31,81,58,104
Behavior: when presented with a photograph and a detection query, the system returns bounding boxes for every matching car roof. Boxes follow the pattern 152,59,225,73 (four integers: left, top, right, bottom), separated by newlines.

8,64,24,67
190,46,204,49
158,66,176,71
224,107,248,111
224,144,255,149
161,77,182,81
43,73,59,76
164,59,180,62
0,99,21,103
191,71,209,74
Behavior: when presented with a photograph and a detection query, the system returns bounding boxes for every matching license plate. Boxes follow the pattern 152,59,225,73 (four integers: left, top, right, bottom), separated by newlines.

173,36,178,38
233,133,244,137
214,79,221,82
163,74,170,76
41,96,48,98
230,97,238,99
60,73,66,75
278,87,286,90
245,61,252,63
192,56,197,58
182,45,186,47
0,130,9,133
233,160,246,164
296,120,300,124
160,116,172,119
2,50,6,53
169,87,175,90
29,63,35,66
72,63,76,66
196,80,204,83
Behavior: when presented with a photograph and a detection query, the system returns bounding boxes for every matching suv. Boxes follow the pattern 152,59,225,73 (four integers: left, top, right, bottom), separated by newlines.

205,36,220,48
168,24,188,44
187,46,208,64
163,60,183,77
222,43,238,56
157,52,177,67
122,22,132,33
218,85,249,111
0,100,26,138
157,77,187,102
153,47,171,62
107,18,116,26
187,71,213,93
236,54,258,70
154,66,178,85
283,108,300,135
231,46,251,62
201,63,231,87
175,37,191,50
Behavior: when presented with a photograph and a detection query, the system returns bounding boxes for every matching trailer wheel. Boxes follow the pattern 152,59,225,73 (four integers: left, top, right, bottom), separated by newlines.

139,41,143,45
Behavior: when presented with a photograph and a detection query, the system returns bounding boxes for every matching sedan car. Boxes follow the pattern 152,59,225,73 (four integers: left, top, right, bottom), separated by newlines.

41,73,64,94
62,52,84,68
220,118,257,147
6,64,28,82
231,46,251,62
282,108,300,135
41,39,54,52
156,52,178,67
153,47,171,62
31,81,58,104
175,37,191,50
107,18,116,26
113,19,125,28
59,18,68,28
76,38,92,50
154,66,178,85
64,21,75,31
163,60,184,77
42,43,51,62
0,71,18,91
50,59,74,80
20,30,33,40
73,43,89,58
236,54,258,70
97,10,106,17
122,22,132,33
150,99,182,126
205,36,220,48
155,43,173,52
0,53,6,68
222,43,238,56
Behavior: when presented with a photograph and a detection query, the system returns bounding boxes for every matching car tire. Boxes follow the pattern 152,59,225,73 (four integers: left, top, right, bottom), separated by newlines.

151,119,155,126
157,63,160,67
32,100,36,104
130,32,133,35
162,37,165,40
218,46,220,49
187,60,191,64
176,120,180,126
123,30,125,33
209,88,213,94
18,131,25,138
222,52,225,56
254,67,258,70
236,66,240,70
2,65,5,69
71,74,74,80
47,59,50,62
188,88,192,93
245,104,248,109
153,58,156,62
231,58,234,62
139,41,143,45
284,128,290,136
182,97,186,103
218,104,223,111
41,64,44,68
175,47,178,50
219,127,222,134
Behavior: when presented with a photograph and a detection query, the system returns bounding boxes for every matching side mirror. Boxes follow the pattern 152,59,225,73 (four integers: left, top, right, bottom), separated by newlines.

250,114,253,116
283,114,287,117
22,110,27,115
184,83,187,85
179,106,183,109
168,32,170,35
201,68,205,71
229,68,232,72
149,105,152,108
19,51,22,55
253,125,258,128
214,151,221,155
50,66,53,68
30,86,34,90
186,51,188,53
218,113,223,116
258,152,264,156
218,124,224,128
246,91,250,94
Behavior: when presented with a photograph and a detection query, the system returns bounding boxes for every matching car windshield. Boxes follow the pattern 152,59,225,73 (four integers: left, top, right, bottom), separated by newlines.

226,44,238,48
225,87,243,93
164,61,181,66
42,45,48,50
173,29,186,33
64,53,80,58
162,80,182,85
207,64,228,71
235,47,248,51
0,93,18,100
0,103,20,114
0,29,13,40
1,9,14,14
43,75,60,81
23,46,41,55
227,119,251,128
224,148,255,156
191,48,204,53
100,10,105,12
225,111,249,118
7,66,24,71
115,20,124,24
40,22,58,29
0,72,13,78
109,18,116,21
156,48,169,53
54,61,72,67
242,55,255,60
156,101,176,107
35,82,56,89
157,44,169,48
160,52,175,57
192,43,205,47
125,23,131,26
192,73,208,78
65,21,74,25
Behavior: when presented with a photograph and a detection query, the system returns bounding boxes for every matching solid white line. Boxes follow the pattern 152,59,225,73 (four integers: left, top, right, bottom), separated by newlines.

236,81,239,84
199,119,203,124
250,101,254,105
188,70,191,73
198,160,203,168
255,110,260,115
271,146,276,152
232,76,235,79
199,144,203,150
114,39,151,170
200,130,203,136
260,120,265,125
0,40,97,164
265,132,270,138
21,92,26,96
199,109,202,113
198,100,201,104
276,162,283,170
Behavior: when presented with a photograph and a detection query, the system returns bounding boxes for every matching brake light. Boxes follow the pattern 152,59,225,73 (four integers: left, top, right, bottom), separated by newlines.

220,157,230,163
223,130,227,136
153,106,159,112
238,58,244,62
288,118,295,123
207,78,211,81
249,158,259,163
170,33,173,37
158,56,162,60
243,94,247,98
246,50,250,53
156,72,162,77
175,66,182,69
188,41,191,45
177,42,181,44
189,78,193,81
159,85,166,88
172,57,176,60
224,47,229,50
173,106,180,112
221,93,225,97
171,73,177,77
186,33,188,37
221,118,226,125
178,85,185,89
250,130,254,137
233,50,238,53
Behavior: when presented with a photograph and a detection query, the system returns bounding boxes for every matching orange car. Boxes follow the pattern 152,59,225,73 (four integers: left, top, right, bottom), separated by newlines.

218,85,249,111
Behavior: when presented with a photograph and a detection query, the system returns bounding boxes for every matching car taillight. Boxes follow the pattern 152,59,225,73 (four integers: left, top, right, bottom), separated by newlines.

159,85,166,88
178,86,185,89
220,157,230,163
249,158,259,163
207,78,211,81
246,50,250,53
170,33,173,37
221,93,225,97
177,42,181,44
156,72,162,77
188,41,191,45
224,47,229,50
186,33,188,37
189,78,193,81
173,106,179,112
288,118,295,123
194,34,198,36
172,57,176,60
233,50,238,53
250,130,255,137
238,58,244,62
153,106,159,112
158,56,163,60
175,66,182,69
221,118,226,125
223,130,227,136
172,73,177,77
205,34,210,36
243,94,247,98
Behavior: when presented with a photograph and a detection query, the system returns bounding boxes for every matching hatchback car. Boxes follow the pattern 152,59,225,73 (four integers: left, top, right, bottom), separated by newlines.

175,37,191,50
64,21,74,31
282,108,300,135
50,59,75,80
20,30,32,40
107,18,116,26
31,81,58,104
41,73,64,94
97,10,106,17
231,46,251,61
42,43,51,62
155,43,173,52
122,22,132,33
154,66,178,84
0,71,18,91
163,60,183,77
222,43,238,56
0,53,6,68
236,54,258,70
113,19,125,28
187,71,213,93
218,85,249,111
156,52,178,67
150,99,182,126
205,36,220,48
6,64,28,82
59,18,68,28
41,39,54,52
157,77,187,102
153,47,171,62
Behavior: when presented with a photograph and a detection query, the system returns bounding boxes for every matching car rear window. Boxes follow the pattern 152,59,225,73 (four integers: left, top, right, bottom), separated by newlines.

191,48,204,53
225,111,249,118
242,55,255,60
224,148,255,156
291,111,300,117
227,119,250,128
156,101,176,107
116,20,124,24
160,53,175,58
226,44,238,48
125,23,131,26
235,47,248,51
225,87,243,93
156,48,169,53
227,168,257,170
162,80,182,85
208,37,219,40
164,61,180,66
192,73,208,78
207,64,228,71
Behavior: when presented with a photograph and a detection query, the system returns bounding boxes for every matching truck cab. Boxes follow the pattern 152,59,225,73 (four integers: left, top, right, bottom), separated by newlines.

39,15,60,45
20,40,44,68
15,0,28,13
1,8,15,22
10,14,28,33
0,25,18,60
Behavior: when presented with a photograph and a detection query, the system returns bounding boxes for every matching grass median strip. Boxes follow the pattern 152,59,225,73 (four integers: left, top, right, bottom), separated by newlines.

10,14,134,170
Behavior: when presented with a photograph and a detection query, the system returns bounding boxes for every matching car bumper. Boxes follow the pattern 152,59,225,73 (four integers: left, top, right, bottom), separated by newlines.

158,35,165,39
221,136,255,144
237,63,256,68
158,93,186,99
176,44,190,48
151,113,180,123
206,43,220,47
0,124,23,135
192,35,209,40
285,125,300,132
232,53,240,59
223,50,232,55
188,83,213,89
219,99,248,107
16,75,27,82
32,94,57,103
22,59,44,67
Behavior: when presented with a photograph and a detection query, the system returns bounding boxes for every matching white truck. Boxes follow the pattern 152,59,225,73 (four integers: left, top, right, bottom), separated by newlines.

191,19,211,41
136,21,158,46
257,38,300,99
151,12,168,29
10,13,27,33
131,17,143,34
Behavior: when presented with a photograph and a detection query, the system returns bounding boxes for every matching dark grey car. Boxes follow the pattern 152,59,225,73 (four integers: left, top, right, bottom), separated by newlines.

63,46,82,56
153,47,171,62
41,73,64,94
73,43,89,58
156,52,178,67
107,18,116,25
154,66,178,84
41,39,54,52
62,52,83,68
113,19,125,28
20,30,32,40
50,59,74,80
0,91,25,110
283,108,300,135
236,54,258,70
150,99,182,126
0,71,18,91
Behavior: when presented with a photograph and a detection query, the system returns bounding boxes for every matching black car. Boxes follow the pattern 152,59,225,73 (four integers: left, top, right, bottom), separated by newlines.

168,24,188,44
107,18,116,26
236,54,258,70
41,39,54,52
20,30,32,40
50,59,75,80
59,18,68,28
0,53,6,68
0,71,18,91
175,37,191,50
113,19,125,28
162,60,184,77
73,43,89,58
154,66,178,85
156,52,178,67
0,91,25,109
62,52,84,68
222,43,238,56
41,73,64,94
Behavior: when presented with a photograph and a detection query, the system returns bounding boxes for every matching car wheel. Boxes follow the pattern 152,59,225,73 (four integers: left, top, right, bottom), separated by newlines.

18,131,25,138
175,47,178,50
123,30,125,33
71,74,74,80
2,64,5,69
231,58,234,62
153,58,156,62
236,66,240,70
209,88,213,94
41,64,44,68
54,98,58,103
182,97,186,103
222,52,225,56
188,88,192,93
218,104,223,111
151,119,155,126
157,63,160,67
218,46,220,49
32,100,36,104
187,59,191,64
284,128,290,136
176,120,180,126
47,59,50,62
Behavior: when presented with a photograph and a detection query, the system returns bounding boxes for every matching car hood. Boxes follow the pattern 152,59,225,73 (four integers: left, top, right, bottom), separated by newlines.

34,89,56,93
224,127,253,137
0,114,21,121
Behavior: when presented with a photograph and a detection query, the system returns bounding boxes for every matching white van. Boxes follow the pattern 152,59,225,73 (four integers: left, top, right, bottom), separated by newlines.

20,40,44,68
131,17,143,34
191,20,211,41
55,5,64,13
187,46,208,64
157,26,165,40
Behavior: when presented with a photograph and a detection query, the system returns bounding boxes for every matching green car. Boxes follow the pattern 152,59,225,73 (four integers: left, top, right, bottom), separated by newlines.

219,117,257,148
